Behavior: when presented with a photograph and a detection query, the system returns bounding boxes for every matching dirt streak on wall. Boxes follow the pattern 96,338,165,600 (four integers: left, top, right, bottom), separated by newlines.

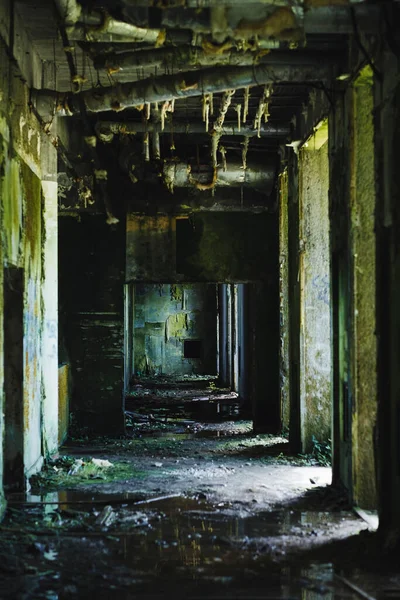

299,127,331,453
0,35,58,485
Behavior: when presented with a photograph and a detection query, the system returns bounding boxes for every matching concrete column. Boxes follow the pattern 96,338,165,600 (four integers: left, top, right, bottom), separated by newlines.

237,283,248,406
41,132,59,457
279,168,290,432
288,152,302,453
350,67,377,509
0,172,5,514
375,52,400,535
329,92,353,492
218,284,228,386
298,124,332,453
226,285,233,389
231,284,239,393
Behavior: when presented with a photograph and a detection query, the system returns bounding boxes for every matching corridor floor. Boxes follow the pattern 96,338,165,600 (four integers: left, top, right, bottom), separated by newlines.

0,381,396,599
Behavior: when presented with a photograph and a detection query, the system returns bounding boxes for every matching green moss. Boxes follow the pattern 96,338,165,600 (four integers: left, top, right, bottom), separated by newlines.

30,456,146,492
21,162,42,266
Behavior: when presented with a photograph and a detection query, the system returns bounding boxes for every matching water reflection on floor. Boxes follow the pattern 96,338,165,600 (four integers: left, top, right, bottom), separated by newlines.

4,492,376,599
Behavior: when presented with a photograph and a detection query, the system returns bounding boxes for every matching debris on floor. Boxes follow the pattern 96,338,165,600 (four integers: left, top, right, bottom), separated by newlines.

0,377,389,599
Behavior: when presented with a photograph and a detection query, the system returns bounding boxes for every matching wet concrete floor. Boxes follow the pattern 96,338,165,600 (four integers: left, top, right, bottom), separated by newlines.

0,492,382,600
0,390,395,600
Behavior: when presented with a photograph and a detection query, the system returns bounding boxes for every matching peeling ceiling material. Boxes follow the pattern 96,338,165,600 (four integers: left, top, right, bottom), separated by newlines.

15,0,379,216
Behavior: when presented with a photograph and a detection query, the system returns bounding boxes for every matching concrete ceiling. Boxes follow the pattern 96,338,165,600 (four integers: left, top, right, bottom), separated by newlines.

11,0,388,210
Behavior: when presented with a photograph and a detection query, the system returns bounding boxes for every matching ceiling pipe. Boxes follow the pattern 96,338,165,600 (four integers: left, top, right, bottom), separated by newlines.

54,0,165,45
161,160,276,193
95,120,290,141
110,0,367,6
32,63,333,117
165,160,274,191
65,24,165,44
94,46,335,73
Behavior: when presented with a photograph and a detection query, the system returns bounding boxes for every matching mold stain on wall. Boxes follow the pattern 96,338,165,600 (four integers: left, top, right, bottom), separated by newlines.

133,283,217,376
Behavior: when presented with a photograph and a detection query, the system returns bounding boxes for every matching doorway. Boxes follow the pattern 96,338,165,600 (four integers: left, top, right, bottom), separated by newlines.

3,267,24,491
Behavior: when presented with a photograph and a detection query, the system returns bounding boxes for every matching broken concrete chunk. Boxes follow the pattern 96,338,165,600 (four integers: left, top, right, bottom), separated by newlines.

95,505,115,528
91,458,113,468
68,459,84,475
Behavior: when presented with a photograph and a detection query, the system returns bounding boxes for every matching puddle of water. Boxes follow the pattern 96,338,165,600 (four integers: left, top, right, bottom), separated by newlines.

1,489,377,600
107,501,368,598
8,489,148,507
149,430,231,440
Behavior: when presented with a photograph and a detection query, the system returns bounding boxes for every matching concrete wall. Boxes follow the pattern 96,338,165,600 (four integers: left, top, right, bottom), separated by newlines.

134,283,218,376
41,141,59,458
327,57,380,511
298,128,331,453
0,30,59,493
126,212,276,283
58,365,70,445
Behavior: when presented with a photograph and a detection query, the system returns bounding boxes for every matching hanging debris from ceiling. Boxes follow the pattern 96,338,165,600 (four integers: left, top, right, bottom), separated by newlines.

211,89,235,170
254,84,273,138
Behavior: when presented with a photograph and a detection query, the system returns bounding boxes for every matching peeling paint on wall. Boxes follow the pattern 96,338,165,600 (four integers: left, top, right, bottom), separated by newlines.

134,283,217,376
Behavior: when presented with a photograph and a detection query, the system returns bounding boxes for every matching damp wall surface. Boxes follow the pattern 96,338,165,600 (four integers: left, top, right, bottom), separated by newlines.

59,215,125,433
134,284,218,376
373,42,400,533
0,28,59,496
350,68,377,509
126,212,276,283
299,134,331,453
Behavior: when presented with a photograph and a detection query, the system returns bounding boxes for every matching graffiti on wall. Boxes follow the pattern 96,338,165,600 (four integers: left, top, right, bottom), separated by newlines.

312,275,330,306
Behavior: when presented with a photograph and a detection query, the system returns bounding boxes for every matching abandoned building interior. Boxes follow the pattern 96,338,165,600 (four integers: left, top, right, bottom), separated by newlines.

1,0,400,597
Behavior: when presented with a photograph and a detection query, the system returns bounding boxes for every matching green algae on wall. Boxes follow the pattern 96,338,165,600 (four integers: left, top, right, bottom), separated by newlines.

299,126,332,453
22,163,43,477
350,67,377,509
134,283,217,376
0,132,5,515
